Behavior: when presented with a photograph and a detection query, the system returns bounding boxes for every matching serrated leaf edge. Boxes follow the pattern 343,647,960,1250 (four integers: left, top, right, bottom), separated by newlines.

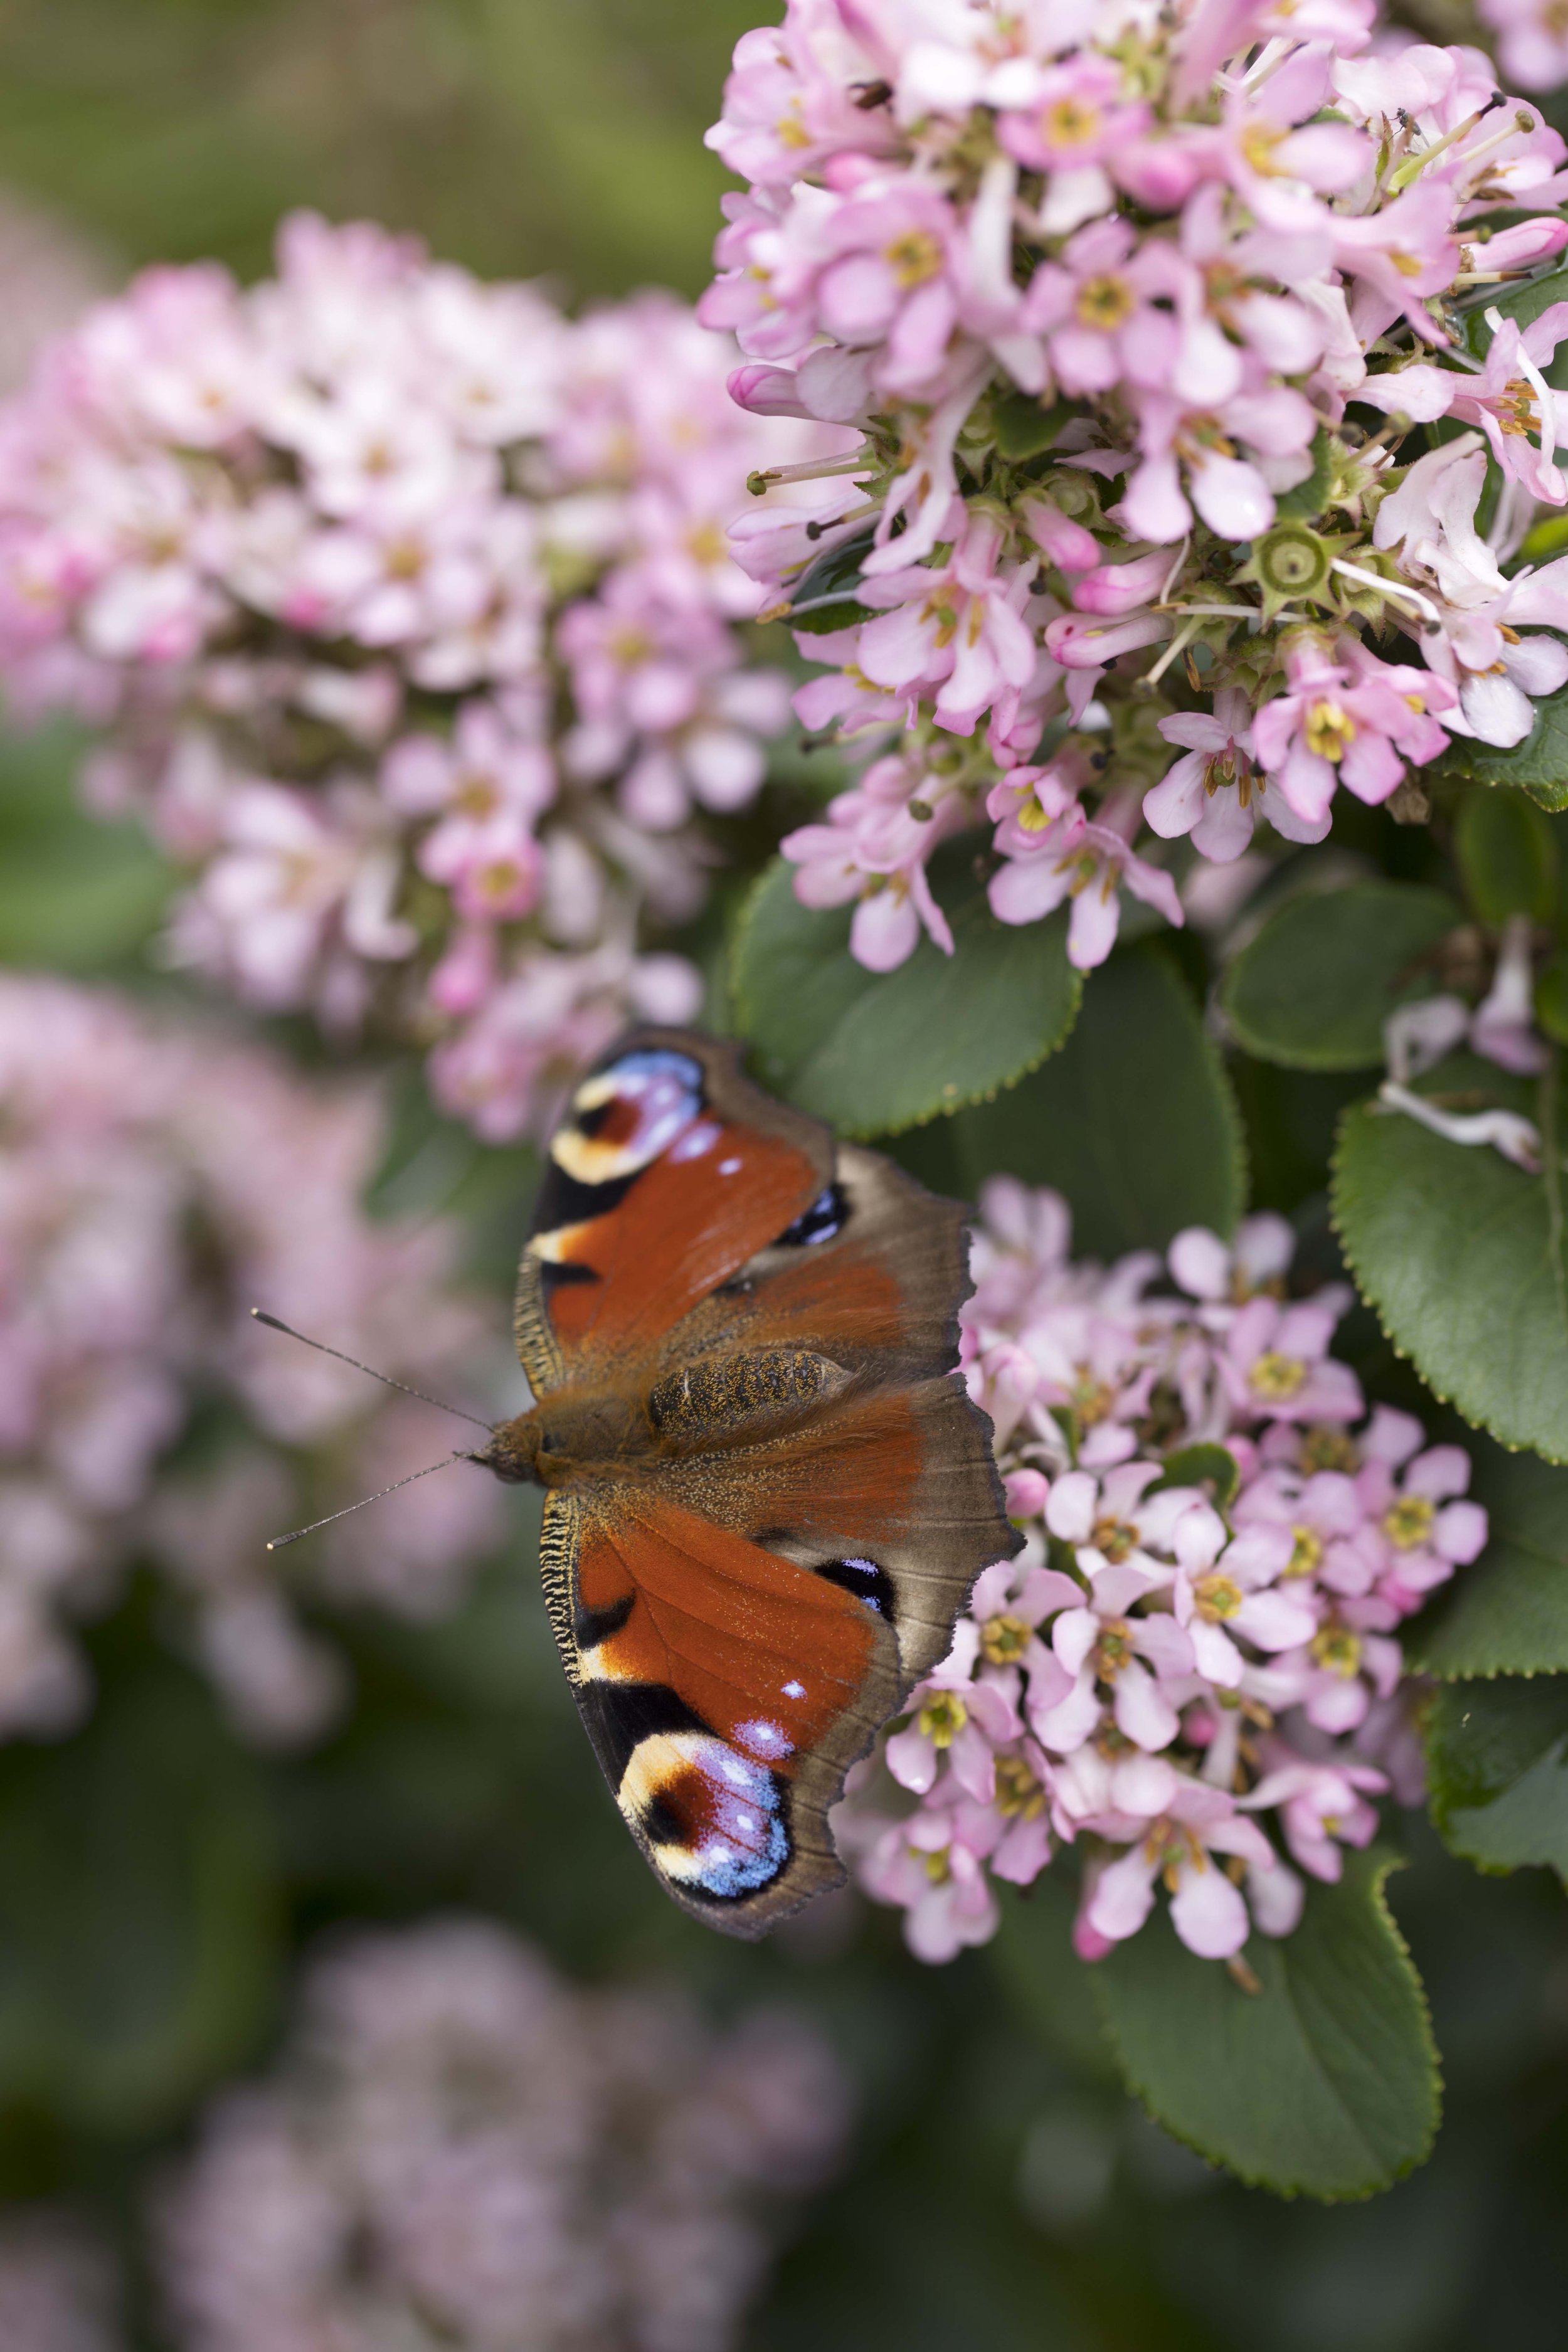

1089,1849,1441,2203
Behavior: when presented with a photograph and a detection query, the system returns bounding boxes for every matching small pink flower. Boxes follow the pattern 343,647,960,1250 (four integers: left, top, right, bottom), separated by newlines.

1219,1295,1364,1426
860,1810,1001,1963
1082,1783,1274,1960
988,800,1183,969
1242,1750,1386,1883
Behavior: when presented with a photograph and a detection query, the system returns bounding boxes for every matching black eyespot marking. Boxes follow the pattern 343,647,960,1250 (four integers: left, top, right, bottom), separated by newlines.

815,1556,896,1621
775,1184,847,1248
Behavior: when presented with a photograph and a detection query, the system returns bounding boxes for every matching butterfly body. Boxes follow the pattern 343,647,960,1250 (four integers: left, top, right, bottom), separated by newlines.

480,1029,1018,1937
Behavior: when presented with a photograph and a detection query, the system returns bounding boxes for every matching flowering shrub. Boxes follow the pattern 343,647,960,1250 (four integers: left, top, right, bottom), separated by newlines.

159,1917,849,2352
702,0,1568,973
0,214,844,1141
0,972,503,1749
840,1184,1481,1969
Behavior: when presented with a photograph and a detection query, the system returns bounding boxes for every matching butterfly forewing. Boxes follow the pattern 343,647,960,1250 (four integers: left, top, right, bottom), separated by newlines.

514,1027,1019,1935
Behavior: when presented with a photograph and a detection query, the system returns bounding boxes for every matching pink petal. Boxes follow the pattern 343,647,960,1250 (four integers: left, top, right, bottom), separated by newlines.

1170,1858,1250,1958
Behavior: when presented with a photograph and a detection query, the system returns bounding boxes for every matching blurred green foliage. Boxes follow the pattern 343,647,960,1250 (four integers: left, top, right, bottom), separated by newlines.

0,0,765,298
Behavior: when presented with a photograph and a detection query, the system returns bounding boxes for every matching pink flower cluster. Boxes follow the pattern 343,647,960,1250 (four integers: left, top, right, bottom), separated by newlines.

0,973,505,1750
839,1184,1485,1966
1475,0,1568,93
0,215,838,1140
160,1917,850,2352
0,2208,122,2352
705,3,1568,972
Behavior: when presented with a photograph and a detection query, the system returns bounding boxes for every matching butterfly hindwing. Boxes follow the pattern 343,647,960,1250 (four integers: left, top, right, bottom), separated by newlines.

514,1027,1020,1935
545,1486,901,1927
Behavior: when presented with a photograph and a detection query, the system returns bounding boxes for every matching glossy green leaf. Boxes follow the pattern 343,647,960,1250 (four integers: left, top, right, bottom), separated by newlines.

890,945,1245,1253
1153,1443,1241,1508
0,721,171,970
1454,788,1559,926
1426,1677,1568,1883
1093,1848,1439,2200
730,844,1081,1139
787,527,874,634
1464,258,1568,370
1430,685,1568,813
1222,884,1461,1071
992,388,1069,461
1406,1437,1568,1678
1331,1052,1568,1461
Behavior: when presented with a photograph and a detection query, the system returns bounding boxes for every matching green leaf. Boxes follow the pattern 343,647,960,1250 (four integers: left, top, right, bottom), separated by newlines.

1430,683,1568,813
786,527,874,634
992,388,1069,461
892,944,1244,1252
1093,1846,1439,2200
1152,1443,1241,1508
1454,787,1559,926
989,1875,1119,2081
729,842,1081,1139
1222,884,1461,1071
1426,1676,1568,1883
1464,257,1568,371
0,1631,280,2132
1406,1436,1568,1678
0,721,171,970
1331,1051,1568,1460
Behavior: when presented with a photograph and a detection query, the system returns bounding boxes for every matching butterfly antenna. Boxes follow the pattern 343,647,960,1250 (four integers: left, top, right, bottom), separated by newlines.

250,1309,493,1433
266,1450,483,1551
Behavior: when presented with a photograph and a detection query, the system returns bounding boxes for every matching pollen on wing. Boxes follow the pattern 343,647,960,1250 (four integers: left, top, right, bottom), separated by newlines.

618,1729,790,1898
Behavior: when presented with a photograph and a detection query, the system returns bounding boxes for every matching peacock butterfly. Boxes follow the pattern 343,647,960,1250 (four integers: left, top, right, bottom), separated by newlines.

477,1027,1020,1937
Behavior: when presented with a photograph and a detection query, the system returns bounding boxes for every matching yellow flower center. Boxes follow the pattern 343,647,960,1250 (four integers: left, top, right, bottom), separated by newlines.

1286,1523,1324,1579
1384,1494,1437,1550
1090,1514,1136,1564
686,521,728,564
923,1846,953,1884
886,230,944,289
475,860,526,902
453,775,499,818
1042,97,1103,148
1093,1620,1133,1678
982,1613,1032,1667
1240,121,1287,176
1070,1370,1115,1426
1305,699,1357,762
1075,272,1136,331
1251,1350,1307,1401
1194,1573,1242,1622
1311,1623,1363,1678
994,1754,1047,1820
918,1692,968,1747
1301,1425,1359,1473
776,109,811,150
1017,793,1054,832
1495,376,1541,437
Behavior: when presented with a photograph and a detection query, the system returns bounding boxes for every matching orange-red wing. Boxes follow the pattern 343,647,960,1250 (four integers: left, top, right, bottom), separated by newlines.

517,1030,829,1387
550,1489,899,1933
